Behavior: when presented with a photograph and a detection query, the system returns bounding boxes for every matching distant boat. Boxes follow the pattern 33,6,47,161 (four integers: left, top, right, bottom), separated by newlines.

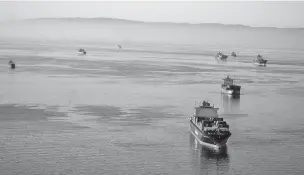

78,48,86,55
231,52,237,57
221,76,241,95
117,45,122,49
253,55,267,66
8,60,15,69
190,101,231,150
215,52,228,60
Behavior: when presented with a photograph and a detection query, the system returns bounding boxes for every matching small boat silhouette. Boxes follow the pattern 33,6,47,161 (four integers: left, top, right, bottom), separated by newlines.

78,48,87,55
253,55,267,66
215,52,228,60
8,60,16,69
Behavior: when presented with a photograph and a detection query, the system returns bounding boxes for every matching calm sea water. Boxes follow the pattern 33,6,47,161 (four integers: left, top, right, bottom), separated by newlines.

1,21,304,175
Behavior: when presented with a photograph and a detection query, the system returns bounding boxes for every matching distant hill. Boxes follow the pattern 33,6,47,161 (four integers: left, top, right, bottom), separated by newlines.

4,17,303,30
0,17,303,50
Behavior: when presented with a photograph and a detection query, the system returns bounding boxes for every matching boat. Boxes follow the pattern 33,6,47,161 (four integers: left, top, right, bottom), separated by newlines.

8,60,15,69
221,76,241,95
215,52,228,60
78,48,87,55
190,101,231,149
253,55,267,66
231,52,237,57
117,45,122,49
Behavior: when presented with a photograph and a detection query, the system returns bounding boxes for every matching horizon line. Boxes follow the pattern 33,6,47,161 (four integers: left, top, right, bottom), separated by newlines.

3,17,304,29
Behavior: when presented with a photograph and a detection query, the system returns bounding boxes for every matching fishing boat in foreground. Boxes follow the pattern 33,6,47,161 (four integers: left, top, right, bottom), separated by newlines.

221,76,241,95
253,55,267,66
215,52,228,60
190,101,231,149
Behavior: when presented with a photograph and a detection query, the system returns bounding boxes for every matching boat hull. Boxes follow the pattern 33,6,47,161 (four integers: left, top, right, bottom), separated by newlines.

221,88,234,95
254,62,266,66
221,88,240,95
78,51,86,55
10,63,16,69
253,59,267,66
221,85,241,95
190,120,228,149
215,55,228,60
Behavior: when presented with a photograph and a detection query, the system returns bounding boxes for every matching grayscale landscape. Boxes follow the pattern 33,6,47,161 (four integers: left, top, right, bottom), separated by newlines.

1,2,304,175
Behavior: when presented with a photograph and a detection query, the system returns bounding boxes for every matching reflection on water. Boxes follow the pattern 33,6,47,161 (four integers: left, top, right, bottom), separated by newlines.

189,134,230,175
216,59,227,65
221,94,240,113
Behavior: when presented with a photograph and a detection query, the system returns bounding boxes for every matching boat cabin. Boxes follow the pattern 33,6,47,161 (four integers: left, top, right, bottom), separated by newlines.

193,101,219,118
257,55,265,61
216,52,224,56
223,76,234,86
79,48,86,52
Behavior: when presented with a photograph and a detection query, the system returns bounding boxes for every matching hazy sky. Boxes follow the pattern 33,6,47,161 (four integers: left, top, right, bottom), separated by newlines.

1,1,304,28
